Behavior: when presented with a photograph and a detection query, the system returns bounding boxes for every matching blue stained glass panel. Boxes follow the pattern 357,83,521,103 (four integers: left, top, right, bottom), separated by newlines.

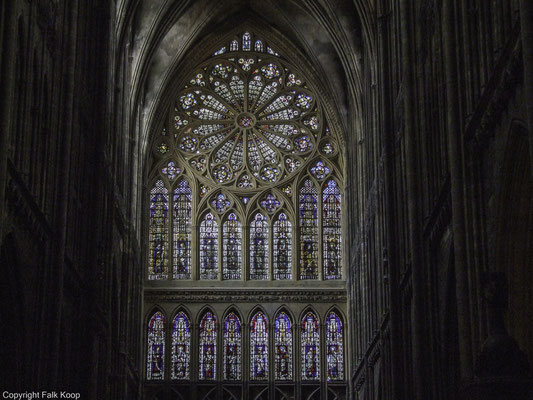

301,311,320,380
326,312,344,381
149,180,169,280
147,312,165,380
299,180,318,279
171,312,191,380
200,213,218,279
274,312,293,380
199,312,217,380
250,312,268,380
223,313,242,380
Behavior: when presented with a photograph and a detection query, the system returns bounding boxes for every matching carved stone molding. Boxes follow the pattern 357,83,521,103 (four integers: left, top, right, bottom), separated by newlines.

144,288,347,303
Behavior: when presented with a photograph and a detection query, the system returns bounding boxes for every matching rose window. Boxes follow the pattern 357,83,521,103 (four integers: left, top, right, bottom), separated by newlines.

172,50,332,190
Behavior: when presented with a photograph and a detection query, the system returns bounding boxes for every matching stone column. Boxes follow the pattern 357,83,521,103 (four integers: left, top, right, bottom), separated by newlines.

0,1,17,238
399,0,430,397
442,0,474,382
519,0,533,175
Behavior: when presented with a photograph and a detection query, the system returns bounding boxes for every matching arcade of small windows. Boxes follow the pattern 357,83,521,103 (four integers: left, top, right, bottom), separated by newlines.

147,31,343,282
146,308,345,382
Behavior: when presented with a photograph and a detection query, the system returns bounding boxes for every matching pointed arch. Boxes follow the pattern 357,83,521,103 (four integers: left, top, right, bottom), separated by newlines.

148,180,169,279
273,211,293,280
300,309,320,380
223,309,242,380
222,212,242,280
250,309,269,380
171,310,191,380
299,179,319,279
322,178,342,280
274,308,293,380
147,310,166,380
173,178,192,279
249,211,269,280
198,309,217,380
199,212,219,280
325,310,344,381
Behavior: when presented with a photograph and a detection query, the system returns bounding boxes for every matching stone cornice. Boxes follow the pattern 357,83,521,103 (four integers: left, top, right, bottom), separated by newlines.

144,288,347,303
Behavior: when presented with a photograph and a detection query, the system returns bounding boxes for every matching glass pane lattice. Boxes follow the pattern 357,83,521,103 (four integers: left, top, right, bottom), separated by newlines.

301,312,320,380
223,213,242,280
223,313,242,380
173,180,192,279
171,312,191,380
299,180,318,279
322,180,342,280
326,312,344,381
147,312,165,380
250,312,269,380
149,181,169,279
274,312,293,380
250,213,269,280
199,312,217,380
200,213,218,279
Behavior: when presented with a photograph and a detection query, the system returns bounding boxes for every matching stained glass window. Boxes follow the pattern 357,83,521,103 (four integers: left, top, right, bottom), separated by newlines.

149,180,169,280
273,213,292,280
322,180,342,280
250,213,268,280
299,180,318,279
223,213,242,280
301,311,320,380
199,311,217,380
223,313,242,380
326,312,344,381
173,180,192,279
274,312,293,380
174,50,322,189
200,213,218,280
171,312,191,380
243,32,251,51
147,311,165,380
250,312,268,380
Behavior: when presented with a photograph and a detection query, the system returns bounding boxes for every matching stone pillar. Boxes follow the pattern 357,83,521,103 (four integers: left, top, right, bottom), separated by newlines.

0,1,17,238
442,0,474,382
399,0,430,397
519,0,533,175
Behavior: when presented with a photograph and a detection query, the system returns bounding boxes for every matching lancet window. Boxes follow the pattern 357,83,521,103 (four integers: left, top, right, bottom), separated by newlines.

148,31,344,282
147,311,165,380
250,311,269,380
325,311,344,381
199,311,217,380
301,311,320,380
274,311,293,380
171,311,191,380
223,312,242,380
